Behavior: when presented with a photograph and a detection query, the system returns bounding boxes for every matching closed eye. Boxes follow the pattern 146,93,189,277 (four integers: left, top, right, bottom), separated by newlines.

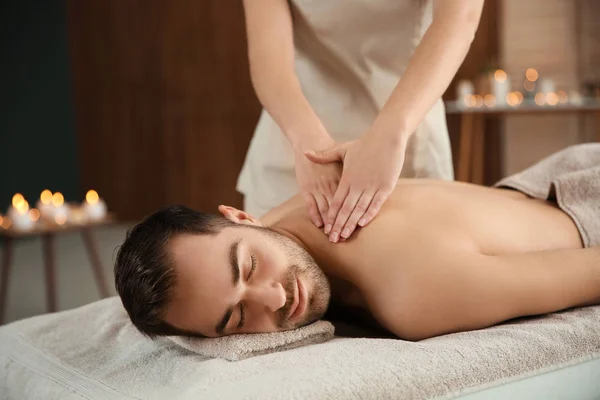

248,255,257,280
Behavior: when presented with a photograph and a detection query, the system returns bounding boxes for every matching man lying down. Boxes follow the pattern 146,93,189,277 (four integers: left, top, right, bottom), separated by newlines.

114,144,600,341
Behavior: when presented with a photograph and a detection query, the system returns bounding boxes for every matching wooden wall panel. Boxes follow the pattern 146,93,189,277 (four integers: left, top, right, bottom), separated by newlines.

67,0,261,221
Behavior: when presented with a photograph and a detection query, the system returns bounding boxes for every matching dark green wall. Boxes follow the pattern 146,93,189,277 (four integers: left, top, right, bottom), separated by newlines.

1,0,79,211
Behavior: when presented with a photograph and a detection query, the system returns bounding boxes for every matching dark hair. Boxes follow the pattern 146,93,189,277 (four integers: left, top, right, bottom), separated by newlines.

114,204,234,338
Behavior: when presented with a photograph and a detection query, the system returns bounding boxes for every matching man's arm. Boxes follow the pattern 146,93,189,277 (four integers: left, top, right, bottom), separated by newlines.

378,246,600,341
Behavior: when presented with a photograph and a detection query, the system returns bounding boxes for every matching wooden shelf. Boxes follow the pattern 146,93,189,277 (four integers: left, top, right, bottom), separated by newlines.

0,213,116,239
446,99,600,115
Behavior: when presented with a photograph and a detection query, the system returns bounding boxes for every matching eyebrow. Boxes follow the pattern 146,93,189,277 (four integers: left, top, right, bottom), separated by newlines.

215,239,241,335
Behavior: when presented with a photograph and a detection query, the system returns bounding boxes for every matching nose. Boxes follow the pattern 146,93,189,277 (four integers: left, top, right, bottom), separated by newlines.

247,281,287,312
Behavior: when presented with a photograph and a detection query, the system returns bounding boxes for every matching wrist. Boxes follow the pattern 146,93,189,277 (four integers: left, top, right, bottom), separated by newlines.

289,128,334,154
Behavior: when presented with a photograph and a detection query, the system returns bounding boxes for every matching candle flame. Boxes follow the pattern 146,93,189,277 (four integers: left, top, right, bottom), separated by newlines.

484,94,496,107
546,92,559,106
12,193,25,208
29,208,41,222
525,68,539,82
41,189,53,204
86,190,99,205
494,70,507,83
52,192,64,207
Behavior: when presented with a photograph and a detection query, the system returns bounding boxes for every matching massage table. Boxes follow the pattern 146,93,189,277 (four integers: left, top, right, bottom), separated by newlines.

1,297,599,399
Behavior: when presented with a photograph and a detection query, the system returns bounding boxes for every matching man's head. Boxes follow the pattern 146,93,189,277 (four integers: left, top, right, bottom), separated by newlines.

115,204,331,338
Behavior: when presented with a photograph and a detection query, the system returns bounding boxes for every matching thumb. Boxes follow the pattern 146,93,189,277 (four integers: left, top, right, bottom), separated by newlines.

304,144,346,164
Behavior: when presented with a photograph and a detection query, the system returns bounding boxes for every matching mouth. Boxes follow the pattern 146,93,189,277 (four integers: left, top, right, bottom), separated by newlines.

288,276,307,321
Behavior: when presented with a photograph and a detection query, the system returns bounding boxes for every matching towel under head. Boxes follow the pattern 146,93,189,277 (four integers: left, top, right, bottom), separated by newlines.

167,320,335,361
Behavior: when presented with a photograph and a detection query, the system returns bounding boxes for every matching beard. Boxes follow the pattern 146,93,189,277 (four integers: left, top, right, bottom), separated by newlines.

258,226,331,330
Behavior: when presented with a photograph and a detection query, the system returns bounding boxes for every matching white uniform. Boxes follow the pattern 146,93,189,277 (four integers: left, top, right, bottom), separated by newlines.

238,0,453,217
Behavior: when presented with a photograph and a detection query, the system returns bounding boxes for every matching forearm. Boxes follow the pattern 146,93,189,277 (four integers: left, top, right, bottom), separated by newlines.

371,3,483,142
494,246,600,314
243,0,331,151
387,246,600,340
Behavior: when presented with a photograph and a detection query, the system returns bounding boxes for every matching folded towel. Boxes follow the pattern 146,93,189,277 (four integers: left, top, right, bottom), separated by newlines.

166,320,334,361
494,143,600,247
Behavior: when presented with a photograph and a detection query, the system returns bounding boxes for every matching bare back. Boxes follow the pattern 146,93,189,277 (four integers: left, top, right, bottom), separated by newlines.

261,179,593,339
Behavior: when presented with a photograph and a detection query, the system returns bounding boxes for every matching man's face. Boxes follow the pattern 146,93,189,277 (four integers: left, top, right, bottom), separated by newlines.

164,224,331,337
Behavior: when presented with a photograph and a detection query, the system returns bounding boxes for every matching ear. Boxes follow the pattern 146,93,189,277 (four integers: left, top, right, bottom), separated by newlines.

218,205,263,227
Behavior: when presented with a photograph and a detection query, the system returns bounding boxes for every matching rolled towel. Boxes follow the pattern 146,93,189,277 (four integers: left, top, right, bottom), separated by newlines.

167,320,335,361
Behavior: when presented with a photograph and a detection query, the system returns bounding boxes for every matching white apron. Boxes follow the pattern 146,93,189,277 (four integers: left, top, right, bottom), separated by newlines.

238,0,453,217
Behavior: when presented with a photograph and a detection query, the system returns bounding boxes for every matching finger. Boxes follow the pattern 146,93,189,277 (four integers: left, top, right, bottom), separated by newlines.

340,190,376,239
302,192,323,228
358,189,391,227
313,192,329,228
329,188,363,243
324,183,350,236
304,147,345,164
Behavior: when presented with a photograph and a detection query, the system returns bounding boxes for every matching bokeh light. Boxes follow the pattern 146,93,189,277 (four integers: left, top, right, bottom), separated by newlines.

494,70,507,83
41,189,53,204
86,190,99,205
526,68,539,82
52,192,65,207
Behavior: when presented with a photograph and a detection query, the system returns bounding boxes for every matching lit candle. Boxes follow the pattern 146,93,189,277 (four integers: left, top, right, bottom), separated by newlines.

83,190,107,221
50,192,69,223
492,70,510,106
7,194,35,231
36,189,54,220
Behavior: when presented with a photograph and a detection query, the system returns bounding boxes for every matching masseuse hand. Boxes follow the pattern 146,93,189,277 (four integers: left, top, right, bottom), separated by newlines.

295,137,342,228
305,133,407,242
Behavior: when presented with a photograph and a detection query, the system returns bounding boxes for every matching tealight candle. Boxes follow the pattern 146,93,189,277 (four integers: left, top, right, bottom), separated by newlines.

50,192,69,222
83,190,107,221
36,189,54,220
8,194,35,231
492,69,510,106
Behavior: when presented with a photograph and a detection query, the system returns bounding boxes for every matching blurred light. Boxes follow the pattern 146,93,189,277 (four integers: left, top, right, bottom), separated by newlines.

0,216,3,227
506,92,519,106
12,193,25,209
526,68,539,82
557,90,568,104
52,192,64,207
463,94,476,107
524,80,536,92
535,93,546,106
1,217,11,229
546,92,559,106
484,94,496,107
86,190,99,205
29,208,41,222
473,95,484,107
515,91,524,104
494,70,507,83
15,200,29,214
41,189,53,204
55,214,67,225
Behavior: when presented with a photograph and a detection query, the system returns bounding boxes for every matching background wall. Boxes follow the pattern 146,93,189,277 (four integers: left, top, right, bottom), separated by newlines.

67,0,261,221
501,0,599,175
0,0,79,209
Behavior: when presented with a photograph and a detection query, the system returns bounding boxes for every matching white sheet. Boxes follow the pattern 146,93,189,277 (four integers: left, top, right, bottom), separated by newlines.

1,297,599,400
